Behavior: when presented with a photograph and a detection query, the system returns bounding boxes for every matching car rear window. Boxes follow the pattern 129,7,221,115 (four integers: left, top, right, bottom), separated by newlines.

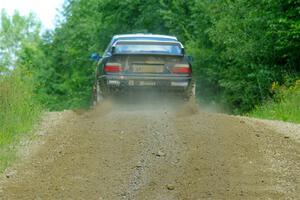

114,43,182,55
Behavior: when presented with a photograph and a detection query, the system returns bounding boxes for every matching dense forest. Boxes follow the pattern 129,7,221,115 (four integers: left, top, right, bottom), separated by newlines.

1,0,300,113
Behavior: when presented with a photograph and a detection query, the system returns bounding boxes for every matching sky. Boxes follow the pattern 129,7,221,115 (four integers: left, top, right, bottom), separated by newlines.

0,0,64,29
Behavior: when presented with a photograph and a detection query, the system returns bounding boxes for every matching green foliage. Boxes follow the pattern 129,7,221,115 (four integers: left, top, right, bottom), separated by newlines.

0,11,43,172
32,0,172,110
0,10,41,72
249,80,300,124
23,0,299,113
162,0,300,113
0,69,42,172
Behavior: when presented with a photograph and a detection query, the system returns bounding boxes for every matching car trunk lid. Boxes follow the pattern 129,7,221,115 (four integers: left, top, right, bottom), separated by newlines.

108,55,189,75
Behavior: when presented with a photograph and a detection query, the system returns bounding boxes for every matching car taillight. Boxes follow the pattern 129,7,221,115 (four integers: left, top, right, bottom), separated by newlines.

104,63,123,73
172,64,192,74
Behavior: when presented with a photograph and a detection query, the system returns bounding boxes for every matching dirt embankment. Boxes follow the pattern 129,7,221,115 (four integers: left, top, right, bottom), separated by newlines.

0,97,299,200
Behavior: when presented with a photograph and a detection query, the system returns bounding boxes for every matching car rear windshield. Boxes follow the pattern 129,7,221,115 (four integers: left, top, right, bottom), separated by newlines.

114,43,182,55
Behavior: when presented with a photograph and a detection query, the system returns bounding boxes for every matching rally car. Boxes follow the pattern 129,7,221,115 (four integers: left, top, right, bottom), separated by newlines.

92,34,195,103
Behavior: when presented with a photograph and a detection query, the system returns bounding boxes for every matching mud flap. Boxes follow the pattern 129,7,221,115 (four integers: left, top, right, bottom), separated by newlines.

183,80,196,101
93,81,104,105
191,80,196,97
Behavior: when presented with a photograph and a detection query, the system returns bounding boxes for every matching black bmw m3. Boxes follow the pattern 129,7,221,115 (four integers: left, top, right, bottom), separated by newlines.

92,34,195,103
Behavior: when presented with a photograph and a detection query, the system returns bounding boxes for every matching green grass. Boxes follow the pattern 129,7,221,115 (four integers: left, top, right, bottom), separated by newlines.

0,70,42,172
248,82,300,124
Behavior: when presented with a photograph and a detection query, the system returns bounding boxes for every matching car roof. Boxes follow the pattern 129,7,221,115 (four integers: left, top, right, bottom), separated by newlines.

112,34,178,41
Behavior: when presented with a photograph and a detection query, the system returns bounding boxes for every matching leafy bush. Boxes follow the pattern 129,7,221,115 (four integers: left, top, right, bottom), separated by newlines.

0,70,42,172
249,79,300,123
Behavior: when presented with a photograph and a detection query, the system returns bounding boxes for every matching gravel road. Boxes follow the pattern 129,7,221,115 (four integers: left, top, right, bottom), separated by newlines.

0,96,299,200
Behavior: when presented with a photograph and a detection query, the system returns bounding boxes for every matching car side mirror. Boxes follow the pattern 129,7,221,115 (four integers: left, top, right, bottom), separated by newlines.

90,53,101,61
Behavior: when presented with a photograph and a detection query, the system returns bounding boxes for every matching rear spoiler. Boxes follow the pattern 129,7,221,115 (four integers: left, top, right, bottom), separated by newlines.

112,40,184,49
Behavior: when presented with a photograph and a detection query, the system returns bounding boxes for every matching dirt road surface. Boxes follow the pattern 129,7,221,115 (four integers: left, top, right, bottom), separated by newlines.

0,95,300,200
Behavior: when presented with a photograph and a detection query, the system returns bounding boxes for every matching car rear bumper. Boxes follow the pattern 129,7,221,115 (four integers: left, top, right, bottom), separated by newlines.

99,74,192,88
